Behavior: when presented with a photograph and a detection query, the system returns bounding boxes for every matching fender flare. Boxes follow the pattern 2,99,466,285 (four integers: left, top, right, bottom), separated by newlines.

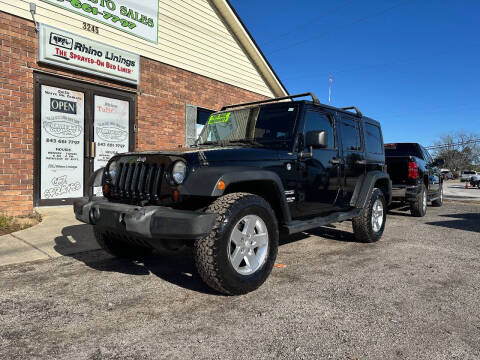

180,167,292,223
350,171,392,208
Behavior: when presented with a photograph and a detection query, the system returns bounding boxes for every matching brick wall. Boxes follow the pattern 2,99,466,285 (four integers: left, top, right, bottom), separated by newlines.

0,12,269,216
137,58,267,150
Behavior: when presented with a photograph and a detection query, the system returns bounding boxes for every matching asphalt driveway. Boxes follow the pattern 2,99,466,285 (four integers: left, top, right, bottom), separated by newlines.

0,202,479,360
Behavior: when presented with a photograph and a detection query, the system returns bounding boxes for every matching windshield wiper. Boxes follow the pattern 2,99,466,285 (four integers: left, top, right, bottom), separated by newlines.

226,139,264,146
198,140,223,146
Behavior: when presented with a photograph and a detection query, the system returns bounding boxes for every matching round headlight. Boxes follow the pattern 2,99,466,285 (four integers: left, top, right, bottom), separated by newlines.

172,161,187,184
107,161,118,183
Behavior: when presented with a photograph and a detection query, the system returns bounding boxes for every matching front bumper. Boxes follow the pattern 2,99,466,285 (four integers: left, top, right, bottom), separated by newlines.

73,197,216,240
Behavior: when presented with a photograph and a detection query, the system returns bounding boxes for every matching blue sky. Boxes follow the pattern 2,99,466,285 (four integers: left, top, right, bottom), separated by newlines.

229,0,480,147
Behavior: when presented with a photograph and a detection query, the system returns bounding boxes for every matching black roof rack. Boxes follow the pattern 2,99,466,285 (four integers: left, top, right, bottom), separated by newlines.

221,92,320,111
220,93,364,118
341,106,363,118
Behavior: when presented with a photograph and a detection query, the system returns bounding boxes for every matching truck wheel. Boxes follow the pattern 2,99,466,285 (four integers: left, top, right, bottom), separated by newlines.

410,184,427,217
194,193,279,295
94,228,153,259
352,188,386,243
431,183,443,207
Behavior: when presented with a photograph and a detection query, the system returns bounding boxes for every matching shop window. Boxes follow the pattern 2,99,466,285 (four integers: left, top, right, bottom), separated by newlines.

185,105,215,147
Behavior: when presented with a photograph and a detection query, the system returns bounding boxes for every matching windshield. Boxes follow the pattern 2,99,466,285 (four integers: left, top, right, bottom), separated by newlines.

196,103,299,147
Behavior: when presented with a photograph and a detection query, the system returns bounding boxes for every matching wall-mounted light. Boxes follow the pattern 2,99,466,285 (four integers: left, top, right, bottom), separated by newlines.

30,3,39,32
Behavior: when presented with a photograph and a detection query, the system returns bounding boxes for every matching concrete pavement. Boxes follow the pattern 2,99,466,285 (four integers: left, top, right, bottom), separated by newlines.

444,180,480,202
0,202,479,359
0,206,98,266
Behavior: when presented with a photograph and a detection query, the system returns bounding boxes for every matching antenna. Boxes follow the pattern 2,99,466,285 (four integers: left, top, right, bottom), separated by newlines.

328,73,333,105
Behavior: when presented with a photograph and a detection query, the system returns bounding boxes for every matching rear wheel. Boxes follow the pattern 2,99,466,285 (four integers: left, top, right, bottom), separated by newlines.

410,184,427,217
194,193,278,295
94,228,153,259
432,183,443,207
352,188,386,243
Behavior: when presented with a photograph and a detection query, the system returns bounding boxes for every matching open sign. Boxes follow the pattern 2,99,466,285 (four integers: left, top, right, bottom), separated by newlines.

50,98,77,115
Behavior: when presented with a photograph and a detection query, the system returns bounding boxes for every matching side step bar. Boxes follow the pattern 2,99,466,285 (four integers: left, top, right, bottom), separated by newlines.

282,208,362,235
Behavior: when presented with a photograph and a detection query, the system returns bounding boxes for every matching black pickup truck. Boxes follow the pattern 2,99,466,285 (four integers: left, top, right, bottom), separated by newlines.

75,93,391,295
385,143,444,217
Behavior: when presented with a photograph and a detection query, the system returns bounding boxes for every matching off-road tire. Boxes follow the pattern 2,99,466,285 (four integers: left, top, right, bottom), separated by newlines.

431,183,443,207
410,184,427,217
352,188,386,243
194,193,279,295
94,228,153,258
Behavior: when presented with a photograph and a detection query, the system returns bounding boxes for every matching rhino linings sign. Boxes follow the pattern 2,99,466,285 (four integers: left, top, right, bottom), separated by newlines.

40,0,159,43
39,24,140,85
40,85,85,200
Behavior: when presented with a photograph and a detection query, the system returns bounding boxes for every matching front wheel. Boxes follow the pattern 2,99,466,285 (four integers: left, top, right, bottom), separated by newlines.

352,188,386,243
194,193,279,295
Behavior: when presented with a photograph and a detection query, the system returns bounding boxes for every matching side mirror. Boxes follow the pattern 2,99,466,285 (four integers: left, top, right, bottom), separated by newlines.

433,159,445,167
306,130,328,149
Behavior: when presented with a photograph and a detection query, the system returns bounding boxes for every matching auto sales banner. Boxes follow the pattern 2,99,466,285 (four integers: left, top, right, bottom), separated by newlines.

39,24,140,85
40,0,159,43
41,85,85,200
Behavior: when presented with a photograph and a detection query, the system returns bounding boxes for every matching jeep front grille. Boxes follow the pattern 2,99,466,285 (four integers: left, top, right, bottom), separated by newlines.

111,161,167,203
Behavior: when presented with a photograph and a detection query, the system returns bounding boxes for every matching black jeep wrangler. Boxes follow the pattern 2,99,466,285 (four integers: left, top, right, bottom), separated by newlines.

74,93,391,295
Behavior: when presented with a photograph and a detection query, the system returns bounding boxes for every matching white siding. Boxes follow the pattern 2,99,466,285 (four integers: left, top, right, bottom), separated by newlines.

0,0,276,97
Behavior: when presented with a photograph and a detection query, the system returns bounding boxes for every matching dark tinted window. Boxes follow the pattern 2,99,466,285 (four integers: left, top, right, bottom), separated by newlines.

303,111,335,149
384,143,423,158
339,118,361,151
365,123,383,154
254,104,299,141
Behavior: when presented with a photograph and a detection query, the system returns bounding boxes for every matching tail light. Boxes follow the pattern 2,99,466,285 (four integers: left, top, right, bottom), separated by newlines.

408,161,419,179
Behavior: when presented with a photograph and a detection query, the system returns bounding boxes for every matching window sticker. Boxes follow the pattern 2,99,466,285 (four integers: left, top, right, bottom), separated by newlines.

208,112,231,125
40,85,84,200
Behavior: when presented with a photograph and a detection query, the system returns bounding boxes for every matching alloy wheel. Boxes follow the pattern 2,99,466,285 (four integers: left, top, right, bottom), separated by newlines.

228,215,269,275
371,199,384,233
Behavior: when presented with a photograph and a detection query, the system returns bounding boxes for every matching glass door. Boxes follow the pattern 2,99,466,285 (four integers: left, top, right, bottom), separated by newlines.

40,85,85,201
34,73,137,206
92,96,130,196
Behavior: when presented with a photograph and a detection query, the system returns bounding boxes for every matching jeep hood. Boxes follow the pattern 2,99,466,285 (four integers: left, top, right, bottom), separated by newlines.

120,146,281,162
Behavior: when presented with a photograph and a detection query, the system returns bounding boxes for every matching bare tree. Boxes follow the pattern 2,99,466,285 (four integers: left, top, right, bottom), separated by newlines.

432,132,480,171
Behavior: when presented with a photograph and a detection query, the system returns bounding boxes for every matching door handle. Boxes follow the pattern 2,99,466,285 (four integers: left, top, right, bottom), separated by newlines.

355,159,367,165
329,158,343,165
